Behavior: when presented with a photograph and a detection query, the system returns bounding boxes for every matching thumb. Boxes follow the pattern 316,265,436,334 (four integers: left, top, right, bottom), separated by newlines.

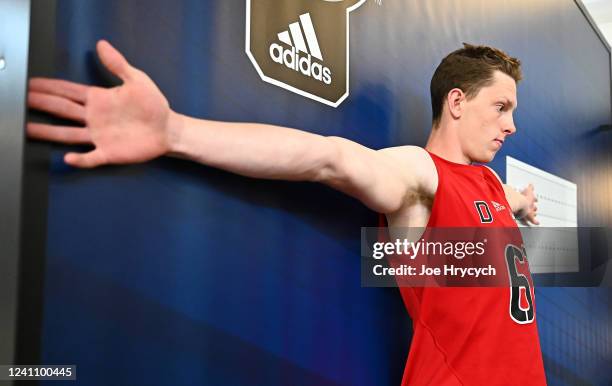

96,39,133,82
65,150,108,169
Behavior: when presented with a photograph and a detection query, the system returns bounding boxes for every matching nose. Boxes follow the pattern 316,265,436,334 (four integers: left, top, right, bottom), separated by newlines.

504,115,517,135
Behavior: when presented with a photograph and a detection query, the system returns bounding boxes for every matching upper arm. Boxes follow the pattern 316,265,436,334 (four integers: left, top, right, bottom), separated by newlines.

318,139,435,214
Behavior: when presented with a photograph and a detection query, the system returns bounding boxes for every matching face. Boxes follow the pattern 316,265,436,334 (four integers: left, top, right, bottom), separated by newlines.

456,71,518,163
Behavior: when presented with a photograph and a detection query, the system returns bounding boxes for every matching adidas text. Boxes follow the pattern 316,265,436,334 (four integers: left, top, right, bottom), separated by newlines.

269,44,332,85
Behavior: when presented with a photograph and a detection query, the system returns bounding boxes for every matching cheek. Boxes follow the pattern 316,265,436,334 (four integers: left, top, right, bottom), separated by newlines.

468,108,496,133
480,116,499,134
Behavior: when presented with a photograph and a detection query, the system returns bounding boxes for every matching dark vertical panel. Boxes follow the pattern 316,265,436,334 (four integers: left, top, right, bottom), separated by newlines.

0,0,30,380
15,0,56,378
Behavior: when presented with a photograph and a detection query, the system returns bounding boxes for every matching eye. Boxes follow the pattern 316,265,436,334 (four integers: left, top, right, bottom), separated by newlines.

496,104,505,112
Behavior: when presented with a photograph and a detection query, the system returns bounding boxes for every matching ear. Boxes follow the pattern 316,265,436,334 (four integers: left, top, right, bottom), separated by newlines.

446,88,466,120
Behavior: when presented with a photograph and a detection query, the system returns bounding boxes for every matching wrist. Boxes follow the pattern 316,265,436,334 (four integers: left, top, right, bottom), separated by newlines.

515,195,530,218
165,110,186,157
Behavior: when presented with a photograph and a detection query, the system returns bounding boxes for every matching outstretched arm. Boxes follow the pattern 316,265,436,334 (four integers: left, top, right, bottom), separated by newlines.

28,40,417,214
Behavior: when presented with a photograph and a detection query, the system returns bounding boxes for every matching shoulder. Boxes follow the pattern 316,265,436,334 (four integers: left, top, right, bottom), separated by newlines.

482,165,503,184
482,165,515,197
377,145,437,195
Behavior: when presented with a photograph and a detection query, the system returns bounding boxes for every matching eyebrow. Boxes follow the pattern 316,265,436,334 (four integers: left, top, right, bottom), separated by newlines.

499,98,517,110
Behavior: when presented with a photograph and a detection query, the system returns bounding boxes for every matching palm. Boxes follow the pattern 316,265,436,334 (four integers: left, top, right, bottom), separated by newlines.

86,71,170,163
27,40,171,168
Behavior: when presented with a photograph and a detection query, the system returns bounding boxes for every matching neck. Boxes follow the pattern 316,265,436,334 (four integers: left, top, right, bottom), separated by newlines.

425,122,471,165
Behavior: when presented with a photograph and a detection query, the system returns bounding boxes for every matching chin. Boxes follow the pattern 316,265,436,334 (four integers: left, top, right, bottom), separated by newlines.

473,151,496,164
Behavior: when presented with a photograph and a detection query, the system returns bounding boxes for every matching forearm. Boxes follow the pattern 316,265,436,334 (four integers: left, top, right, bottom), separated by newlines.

165,111,336,181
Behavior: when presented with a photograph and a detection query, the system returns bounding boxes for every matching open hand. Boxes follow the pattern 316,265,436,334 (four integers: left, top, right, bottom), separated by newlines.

518,183,539,226
27,40,176,168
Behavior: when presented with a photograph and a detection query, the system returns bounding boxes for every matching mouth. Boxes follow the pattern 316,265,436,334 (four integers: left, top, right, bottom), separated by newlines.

493,139,504,147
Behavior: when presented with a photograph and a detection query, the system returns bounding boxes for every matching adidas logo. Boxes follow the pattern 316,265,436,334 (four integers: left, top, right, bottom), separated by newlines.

492,201,506,212
246,0,366,106
269,13,332,85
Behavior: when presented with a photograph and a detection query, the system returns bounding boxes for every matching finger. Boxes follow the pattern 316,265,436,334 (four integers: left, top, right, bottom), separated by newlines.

29,78,88,104
96,40,134,82
65,149,107,168
28,91,86,123
27,123,92,145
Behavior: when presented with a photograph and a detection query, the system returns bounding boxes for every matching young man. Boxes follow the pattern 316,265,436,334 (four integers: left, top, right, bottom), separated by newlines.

28,41,544,384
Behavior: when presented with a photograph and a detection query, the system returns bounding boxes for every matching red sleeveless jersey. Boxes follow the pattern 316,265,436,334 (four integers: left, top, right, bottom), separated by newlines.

394,151,547,385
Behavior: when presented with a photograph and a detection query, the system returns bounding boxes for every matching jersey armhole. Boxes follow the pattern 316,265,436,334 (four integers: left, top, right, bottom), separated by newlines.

423,150,442,228
482,165,516,217
482,165,502,184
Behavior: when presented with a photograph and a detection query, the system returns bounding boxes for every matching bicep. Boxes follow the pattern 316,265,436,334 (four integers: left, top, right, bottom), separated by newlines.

319,139,424,213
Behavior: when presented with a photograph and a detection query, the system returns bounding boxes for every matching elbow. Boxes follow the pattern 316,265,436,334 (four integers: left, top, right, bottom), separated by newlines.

311,136,344,183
